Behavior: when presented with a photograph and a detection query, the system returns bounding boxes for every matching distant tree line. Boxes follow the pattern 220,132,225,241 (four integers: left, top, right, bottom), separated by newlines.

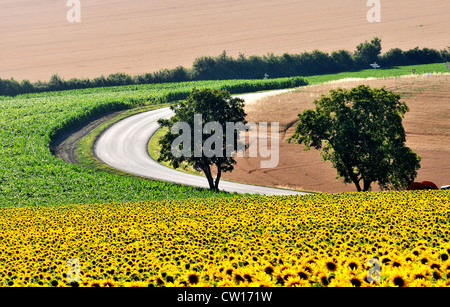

1,37,448,96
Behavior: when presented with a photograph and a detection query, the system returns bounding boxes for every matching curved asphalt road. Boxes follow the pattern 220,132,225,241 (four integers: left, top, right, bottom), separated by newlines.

94,89,310,196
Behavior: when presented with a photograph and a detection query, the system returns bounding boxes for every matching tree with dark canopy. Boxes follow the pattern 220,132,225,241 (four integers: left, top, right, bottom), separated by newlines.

288,85,421,192
158,87,247,191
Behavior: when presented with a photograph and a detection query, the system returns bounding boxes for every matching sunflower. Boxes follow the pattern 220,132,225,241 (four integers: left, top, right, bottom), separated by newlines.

122,280,148,287
79,279,89,287
88,280,102,287
349,276,363,288
345,259,361,272
413,265,431,280
281,268,298,281
50,279,59,287
327,274,351,287
297,270,309,281
233,272,246,285
263,264,275,276
238,267,255,283
408,278,432,287
303,264,314,275
243,272,253,283
317,272,330,287
173,279,187,287
251,271,276,287
434,279,449,287
224,268,234,277
432,270,442,281
285,276,308,287
380,255,391,266
388,271,408,288
429,262,441,271
186,272,201,285
412,272,426,280
100,278,116,287
216,279,236,287
304,255,318,266
324,259,338,272
390,258,403,268
153,276,165,286
443,260,450,271
419,254,430,265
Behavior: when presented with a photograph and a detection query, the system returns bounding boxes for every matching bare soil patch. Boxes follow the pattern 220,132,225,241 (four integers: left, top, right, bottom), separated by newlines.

221,74,450,193
1,0,449,82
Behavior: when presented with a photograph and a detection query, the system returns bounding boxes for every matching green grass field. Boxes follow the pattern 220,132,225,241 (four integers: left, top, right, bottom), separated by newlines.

146,126,201,176
0,77,306,208
306,63,448,84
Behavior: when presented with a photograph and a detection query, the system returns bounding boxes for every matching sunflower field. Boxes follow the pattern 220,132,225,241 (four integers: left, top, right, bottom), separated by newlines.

1,191,449,287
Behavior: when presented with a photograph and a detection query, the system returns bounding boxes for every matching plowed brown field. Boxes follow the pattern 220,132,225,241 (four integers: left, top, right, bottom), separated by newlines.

1,0,449,82
221,74,450,193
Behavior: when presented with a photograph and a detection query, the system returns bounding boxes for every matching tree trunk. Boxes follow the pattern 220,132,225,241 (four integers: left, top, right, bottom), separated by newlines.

201,164,215,190
345,164,362,192
353,180,362,192
214,163,222,190
363,180,372,192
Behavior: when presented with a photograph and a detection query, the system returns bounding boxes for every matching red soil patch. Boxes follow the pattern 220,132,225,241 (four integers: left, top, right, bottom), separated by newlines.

221,74,450,193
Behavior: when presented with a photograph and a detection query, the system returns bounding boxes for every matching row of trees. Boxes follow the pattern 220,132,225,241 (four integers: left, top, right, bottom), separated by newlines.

193,38,448,79
1,38,448,96
0,69,194,97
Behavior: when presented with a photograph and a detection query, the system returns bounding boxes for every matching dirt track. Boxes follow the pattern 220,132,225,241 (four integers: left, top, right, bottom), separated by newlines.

51,110,126,164
1,0,449,82
221,74,450,193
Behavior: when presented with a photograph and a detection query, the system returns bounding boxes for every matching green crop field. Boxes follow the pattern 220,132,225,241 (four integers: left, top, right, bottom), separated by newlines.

0,77,307,208
306,63,448,85
1,64,446,208
1,63,447,208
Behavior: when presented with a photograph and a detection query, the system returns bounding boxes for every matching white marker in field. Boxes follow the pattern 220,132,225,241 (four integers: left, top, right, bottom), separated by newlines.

367,0,381,23
446,62,449,72
67,0,81,23
370,62,380,77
